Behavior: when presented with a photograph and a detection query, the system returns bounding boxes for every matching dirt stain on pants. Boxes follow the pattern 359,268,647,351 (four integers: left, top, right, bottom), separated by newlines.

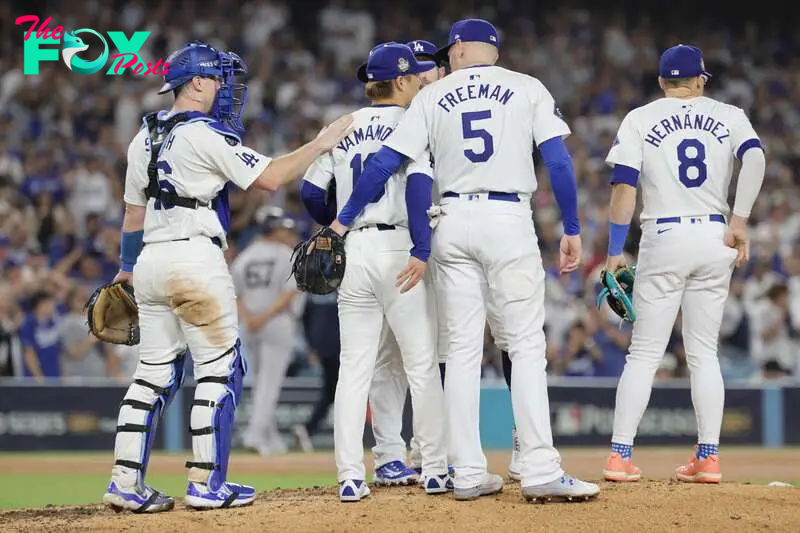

166,276,230,350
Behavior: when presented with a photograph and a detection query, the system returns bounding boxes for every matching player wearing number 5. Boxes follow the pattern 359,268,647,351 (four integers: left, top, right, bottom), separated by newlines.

103,42,352,513
330,19,598,502
233,207,303,456
602,45,765,483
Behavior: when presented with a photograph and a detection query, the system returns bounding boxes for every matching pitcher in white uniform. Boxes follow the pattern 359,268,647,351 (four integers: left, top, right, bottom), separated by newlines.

601,44,765,484
302,42,448,502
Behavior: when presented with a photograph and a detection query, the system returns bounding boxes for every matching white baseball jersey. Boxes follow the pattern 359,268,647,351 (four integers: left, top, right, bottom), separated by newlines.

231,240,302,319
384,66,570,195
124,112,272,248
303,105,432,229
606,96,760,221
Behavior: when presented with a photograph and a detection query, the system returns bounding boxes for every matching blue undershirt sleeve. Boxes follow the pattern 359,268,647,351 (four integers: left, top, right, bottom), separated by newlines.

300,181,336,226
539,137,580,236
337,146,408,226
405,173,433,262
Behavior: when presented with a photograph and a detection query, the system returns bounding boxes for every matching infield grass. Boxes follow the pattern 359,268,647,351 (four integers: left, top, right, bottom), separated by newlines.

0,473,336,509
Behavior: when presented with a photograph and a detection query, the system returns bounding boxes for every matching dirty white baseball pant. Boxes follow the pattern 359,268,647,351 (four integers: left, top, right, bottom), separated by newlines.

112,237,242,488
242,320,295,452
433,194,563,489
334,227,446,482
612,216,737,446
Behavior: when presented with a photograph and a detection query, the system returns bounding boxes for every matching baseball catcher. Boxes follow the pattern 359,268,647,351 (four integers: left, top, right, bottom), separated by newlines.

596,265,637,322
290,226,346,295
85,281,140,345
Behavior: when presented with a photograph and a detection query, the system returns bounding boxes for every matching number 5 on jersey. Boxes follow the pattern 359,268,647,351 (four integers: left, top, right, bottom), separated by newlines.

461,110,494,163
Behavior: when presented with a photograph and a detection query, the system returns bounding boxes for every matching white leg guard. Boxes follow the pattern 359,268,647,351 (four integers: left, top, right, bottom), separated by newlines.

111,351,187,488
186,340,247,492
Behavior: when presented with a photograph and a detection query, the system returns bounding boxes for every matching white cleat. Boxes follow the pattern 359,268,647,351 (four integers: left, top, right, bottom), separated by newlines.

423,474,453,495
522,474,600,503
453,473,504,501
339,479,371,502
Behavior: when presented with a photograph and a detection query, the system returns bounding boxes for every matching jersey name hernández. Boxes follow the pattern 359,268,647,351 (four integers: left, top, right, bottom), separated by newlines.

383,65,570,197
123,112,271,249
303,106,432,230
606,96,760,221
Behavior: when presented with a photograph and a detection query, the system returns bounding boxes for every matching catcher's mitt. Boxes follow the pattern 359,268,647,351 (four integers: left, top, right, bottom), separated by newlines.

85,281,140,345
291,226,346,295
596,265,637,322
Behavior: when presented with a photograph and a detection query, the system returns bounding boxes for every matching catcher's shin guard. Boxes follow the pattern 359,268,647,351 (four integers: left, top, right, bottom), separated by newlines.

186,339,247,493
111,350,187,485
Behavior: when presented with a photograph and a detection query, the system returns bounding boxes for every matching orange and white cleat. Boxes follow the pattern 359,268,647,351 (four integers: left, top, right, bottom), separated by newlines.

603,452,642,482
674,452,722,484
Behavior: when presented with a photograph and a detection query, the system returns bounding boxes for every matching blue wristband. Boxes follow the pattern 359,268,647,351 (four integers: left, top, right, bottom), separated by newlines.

608,223,629,256
120,230,144,270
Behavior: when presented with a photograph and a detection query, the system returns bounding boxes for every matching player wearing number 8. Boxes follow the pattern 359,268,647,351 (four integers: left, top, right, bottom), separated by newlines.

329,19,599,502
602,44,766,483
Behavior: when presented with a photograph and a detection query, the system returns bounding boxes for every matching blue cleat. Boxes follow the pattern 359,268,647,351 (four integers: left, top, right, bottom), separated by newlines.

373,460,418,486
423,474,453,495
339,479,371,502
412,464,454,478
102,481,175,513
184,481,257,509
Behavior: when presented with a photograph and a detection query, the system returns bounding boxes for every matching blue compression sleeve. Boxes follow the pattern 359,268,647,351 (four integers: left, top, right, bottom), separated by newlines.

300,181,336,226
406,173,433,262
608,223,629,256
539,137,580,236
337,146,408,226
120,230,144,272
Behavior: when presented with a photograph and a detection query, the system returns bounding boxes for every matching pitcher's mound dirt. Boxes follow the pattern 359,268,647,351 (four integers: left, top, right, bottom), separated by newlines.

3,448,799,532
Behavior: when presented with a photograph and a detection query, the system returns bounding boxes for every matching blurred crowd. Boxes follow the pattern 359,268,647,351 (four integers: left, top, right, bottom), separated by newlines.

1,0,799,384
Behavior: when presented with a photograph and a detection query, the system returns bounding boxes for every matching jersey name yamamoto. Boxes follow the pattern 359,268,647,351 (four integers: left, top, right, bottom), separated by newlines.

123,112,271,248
303,106,432,230
606,96,760,221
384,66,571,195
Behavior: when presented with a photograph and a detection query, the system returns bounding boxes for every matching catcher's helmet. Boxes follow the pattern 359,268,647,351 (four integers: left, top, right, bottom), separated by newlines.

158,41,224,95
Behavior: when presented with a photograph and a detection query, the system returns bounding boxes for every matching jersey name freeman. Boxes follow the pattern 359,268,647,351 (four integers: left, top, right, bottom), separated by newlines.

436,83,514,112
645,114,730,147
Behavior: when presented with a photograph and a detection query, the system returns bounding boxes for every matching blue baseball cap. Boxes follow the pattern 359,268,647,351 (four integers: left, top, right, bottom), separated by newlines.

407,40,438,58
434,19,500,63
659,44,711,79
356,42,436,83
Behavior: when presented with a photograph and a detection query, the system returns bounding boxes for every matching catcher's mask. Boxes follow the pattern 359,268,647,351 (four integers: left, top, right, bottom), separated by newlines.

215,50,248,134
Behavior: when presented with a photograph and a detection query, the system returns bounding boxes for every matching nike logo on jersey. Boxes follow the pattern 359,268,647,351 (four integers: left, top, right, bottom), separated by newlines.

657,228,672,235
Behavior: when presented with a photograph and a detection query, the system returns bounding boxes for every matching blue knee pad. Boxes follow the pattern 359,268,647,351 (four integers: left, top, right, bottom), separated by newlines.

187,339,247,491
115,350,187,479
